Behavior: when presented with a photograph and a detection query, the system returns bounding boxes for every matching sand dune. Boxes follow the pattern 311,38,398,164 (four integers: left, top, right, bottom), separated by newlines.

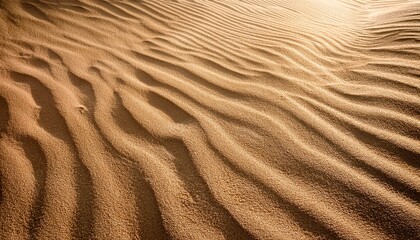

0,0,419,239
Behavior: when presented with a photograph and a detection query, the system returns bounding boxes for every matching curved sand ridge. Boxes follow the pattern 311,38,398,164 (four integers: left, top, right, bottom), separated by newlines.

0,0,419,239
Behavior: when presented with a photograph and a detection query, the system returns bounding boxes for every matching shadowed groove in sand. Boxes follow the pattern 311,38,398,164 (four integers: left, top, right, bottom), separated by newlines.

72,157,94,240
19,136,47,239
0,96,9,134
147,92,194,124
21,2,49,22
131,167,170,240
0,173,3,205
112,93,157,143
29,57,52,74
68,71,96,112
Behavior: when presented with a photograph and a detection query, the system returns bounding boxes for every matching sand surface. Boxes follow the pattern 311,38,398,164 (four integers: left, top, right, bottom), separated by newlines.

0,0,419,239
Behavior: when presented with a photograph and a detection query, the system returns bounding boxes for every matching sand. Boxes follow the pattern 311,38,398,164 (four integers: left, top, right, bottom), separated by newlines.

0,0,419,239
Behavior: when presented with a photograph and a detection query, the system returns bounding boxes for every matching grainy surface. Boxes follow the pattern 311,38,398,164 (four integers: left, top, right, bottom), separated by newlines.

0,0,419,239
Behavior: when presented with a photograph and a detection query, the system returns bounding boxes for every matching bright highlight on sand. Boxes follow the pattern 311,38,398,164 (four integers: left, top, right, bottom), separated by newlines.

0,0,419,239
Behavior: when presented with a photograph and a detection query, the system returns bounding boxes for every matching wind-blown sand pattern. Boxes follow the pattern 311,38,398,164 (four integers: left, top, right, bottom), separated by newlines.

0,0,419,239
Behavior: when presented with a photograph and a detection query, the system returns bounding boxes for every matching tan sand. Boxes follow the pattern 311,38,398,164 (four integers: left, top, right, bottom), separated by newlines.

0,0,419,239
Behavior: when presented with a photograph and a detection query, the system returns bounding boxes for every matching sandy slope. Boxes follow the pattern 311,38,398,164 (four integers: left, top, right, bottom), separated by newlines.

0,0,419,239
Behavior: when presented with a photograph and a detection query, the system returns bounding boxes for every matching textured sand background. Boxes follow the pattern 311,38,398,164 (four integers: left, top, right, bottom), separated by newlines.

0,0,419,239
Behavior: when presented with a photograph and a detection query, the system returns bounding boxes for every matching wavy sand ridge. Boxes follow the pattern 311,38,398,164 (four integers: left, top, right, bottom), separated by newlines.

0,0,419,239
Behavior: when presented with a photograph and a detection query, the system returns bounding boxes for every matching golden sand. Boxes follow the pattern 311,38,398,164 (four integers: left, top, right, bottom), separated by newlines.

0,0,419,239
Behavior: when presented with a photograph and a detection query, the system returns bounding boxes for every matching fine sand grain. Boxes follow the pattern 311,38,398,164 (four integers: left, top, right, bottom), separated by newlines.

0,0,419,239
